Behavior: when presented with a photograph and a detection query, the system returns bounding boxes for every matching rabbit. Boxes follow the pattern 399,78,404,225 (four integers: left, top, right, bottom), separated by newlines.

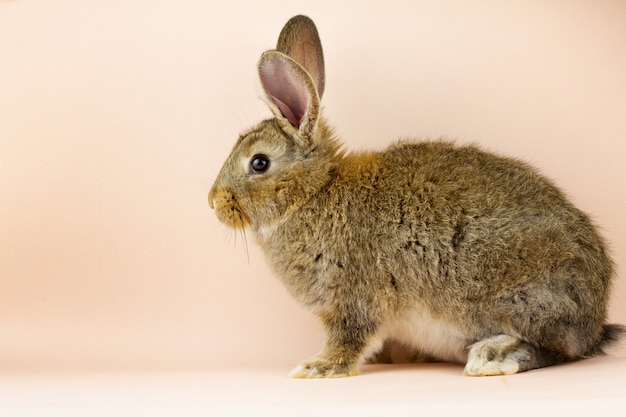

208,15,624,378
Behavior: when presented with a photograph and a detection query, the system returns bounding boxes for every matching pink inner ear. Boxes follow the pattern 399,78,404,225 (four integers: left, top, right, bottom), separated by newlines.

259,55,310,129
267,93,300,127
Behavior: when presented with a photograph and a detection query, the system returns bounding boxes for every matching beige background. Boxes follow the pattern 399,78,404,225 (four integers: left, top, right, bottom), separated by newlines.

1,0,625,372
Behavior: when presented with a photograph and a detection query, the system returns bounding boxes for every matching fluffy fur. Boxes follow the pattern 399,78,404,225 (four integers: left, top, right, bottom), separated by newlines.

209,15,624,377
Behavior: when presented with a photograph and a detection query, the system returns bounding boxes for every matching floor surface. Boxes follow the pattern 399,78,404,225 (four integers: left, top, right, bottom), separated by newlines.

1,356,625,416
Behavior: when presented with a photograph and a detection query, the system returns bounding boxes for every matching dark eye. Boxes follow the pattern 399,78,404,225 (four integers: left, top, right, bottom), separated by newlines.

249,154,270,174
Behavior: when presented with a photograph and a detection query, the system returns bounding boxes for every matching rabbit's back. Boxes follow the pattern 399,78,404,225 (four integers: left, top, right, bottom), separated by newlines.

379,141,611,349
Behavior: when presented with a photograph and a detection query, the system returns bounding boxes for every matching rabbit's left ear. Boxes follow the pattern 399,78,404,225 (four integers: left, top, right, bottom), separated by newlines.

258,50,320,142
276,15,325,98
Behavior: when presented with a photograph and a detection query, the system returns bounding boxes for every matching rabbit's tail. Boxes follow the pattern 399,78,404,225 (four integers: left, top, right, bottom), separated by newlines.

596,323,626,356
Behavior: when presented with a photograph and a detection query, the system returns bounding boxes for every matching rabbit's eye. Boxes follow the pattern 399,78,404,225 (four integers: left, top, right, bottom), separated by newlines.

249,154,270,174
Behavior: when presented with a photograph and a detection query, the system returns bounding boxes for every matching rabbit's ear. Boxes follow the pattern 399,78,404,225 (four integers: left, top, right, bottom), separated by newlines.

276,15,325,98
258,50,320,143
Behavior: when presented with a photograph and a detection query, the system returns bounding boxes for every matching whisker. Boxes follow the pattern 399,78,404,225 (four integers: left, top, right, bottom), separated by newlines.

232,224,238,252
241,227,250,265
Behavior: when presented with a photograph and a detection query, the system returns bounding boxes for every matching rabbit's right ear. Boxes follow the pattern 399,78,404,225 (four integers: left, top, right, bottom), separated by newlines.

258,50,320,145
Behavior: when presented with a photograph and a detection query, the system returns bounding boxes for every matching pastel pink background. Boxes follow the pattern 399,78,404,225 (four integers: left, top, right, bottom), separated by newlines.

1,0,625,372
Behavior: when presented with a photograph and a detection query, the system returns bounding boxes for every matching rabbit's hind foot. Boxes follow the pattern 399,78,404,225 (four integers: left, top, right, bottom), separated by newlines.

464,334,533,377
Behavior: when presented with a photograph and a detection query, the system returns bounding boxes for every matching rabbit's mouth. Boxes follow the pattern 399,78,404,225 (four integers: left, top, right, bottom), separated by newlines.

209,190,250,230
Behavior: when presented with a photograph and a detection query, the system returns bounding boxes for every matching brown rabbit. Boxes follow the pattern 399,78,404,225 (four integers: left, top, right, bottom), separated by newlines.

208,15,624,377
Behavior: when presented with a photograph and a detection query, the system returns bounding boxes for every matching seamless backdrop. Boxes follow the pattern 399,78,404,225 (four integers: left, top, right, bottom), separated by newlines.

1,0,625,371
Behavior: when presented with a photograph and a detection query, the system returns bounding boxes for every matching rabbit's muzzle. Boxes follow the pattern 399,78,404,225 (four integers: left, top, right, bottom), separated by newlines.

208,187,250,230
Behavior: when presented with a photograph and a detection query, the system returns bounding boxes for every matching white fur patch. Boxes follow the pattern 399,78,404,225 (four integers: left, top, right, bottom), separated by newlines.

255,223,277,240
368,307,468,364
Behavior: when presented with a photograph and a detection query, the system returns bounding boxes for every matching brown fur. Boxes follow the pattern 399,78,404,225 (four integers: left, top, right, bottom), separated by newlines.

209,15,623,377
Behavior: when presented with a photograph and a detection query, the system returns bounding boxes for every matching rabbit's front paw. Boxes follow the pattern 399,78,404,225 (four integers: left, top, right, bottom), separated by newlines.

289,358,359,378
